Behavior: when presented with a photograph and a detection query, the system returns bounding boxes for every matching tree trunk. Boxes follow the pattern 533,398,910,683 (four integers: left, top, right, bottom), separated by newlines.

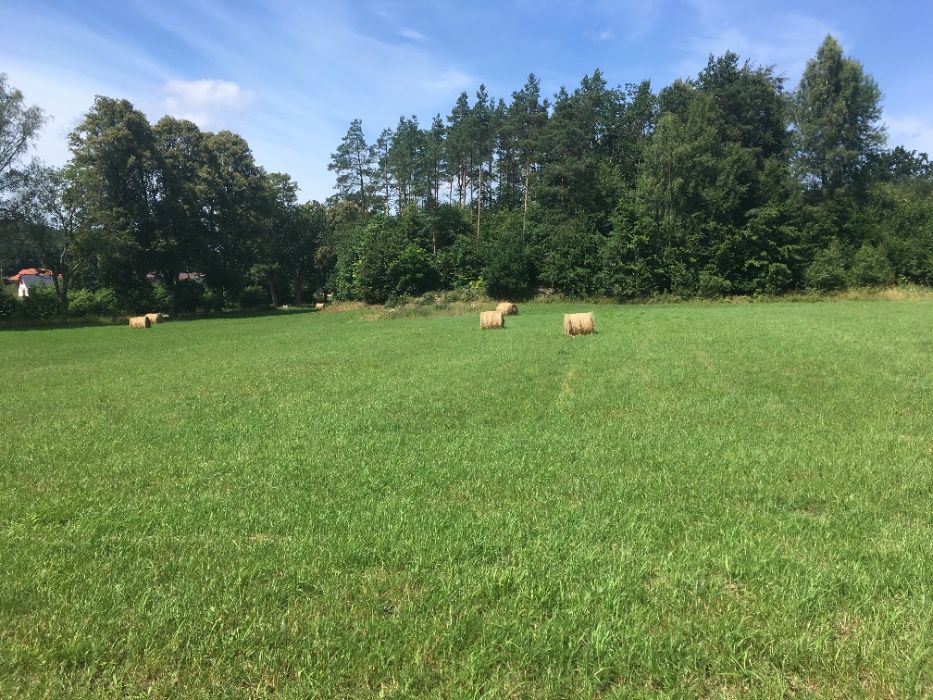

294,266,304,305
476,164,484,240
268,281,279,308
53,270,67,318
430,199,437,257
522,157,531,239
167,270,178,315
54,248,69,317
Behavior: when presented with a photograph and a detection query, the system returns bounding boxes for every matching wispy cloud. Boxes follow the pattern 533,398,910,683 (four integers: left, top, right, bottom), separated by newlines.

398,27,427,42
885,115,933,155
673,3,839,84
6,0,930,199
585,29,615,42
0,58,116,168
123,0,476,195
161,79,255,129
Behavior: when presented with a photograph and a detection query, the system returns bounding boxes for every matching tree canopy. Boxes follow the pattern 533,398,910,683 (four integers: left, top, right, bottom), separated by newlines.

3,35,932,320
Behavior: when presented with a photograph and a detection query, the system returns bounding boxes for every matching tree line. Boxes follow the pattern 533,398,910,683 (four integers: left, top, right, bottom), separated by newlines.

327,36,932,302
1,85,330,318
3,35,932,318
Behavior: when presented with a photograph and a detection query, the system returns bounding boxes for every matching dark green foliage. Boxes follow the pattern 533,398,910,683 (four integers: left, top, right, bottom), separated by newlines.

15,284,60,319
794,36,884,197
762,262,794,295
0,290,15,318
438,233,483,288
173,279,206,313
848,242,895,287
485,226,534,299
357,217,404,304
310,35,923,303
805,239,849,291
356,216,437,303
697,269,732,298
392,244,436,296
238,285,268,309
536,219,605,296
68,287,119,317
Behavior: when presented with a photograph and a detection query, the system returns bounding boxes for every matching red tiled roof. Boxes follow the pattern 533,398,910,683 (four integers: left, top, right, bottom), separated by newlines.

5,268,57,283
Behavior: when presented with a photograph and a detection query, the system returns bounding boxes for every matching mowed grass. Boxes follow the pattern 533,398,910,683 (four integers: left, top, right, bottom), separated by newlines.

1,302,931,699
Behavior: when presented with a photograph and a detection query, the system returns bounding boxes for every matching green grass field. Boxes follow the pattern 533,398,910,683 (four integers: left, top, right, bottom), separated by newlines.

1,302,931,698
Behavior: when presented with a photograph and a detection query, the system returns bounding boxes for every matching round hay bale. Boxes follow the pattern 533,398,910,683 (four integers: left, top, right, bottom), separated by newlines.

129,315,151,329
314,302,325,311
496,302,518,316
480,310,504,330
563,312,594,336
145,312,162,325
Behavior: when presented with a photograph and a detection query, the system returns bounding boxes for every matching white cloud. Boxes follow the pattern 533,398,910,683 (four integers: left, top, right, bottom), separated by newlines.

399,27,427,42
673,5,839,85
885,115,933,155
585,29,615,42
160,79,255,128
0,58,124,169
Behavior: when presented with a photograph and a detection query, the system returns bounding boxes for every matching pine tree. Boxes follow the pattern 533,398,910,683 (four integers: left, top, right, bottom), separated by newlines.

328,119,374,210
793,36,884,196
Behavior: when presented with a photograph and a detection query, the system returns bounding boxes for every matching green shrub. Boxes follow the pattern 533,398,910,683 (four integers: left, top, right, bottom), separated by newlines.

697,269,732,298
173,279,205,313
239,285,268,309
849,243,895,288
0,290,16,319
200,289,223,313
68,289,95,316
92,288,119,316
151,282,171,311
805,239,849,291
485,230,534,300
67,288,119,317
18,285,60,319
391,244,437,297
762,263,794,295
438,234,483,289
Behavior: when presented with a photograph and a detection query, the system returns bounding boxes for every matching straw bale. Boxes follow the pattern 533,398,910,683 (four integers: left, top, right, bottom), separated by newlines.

480,310,504,329
563,312,594,336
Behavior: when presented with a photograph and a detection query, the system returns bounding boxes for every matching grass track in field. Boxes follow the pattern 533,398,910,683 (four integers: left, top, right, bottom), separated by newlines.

1,302,931,698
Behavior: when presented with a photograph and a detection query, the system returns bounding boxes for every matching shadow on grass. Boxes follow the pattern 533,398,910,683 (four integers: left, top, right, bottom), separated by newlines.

0,306,318,332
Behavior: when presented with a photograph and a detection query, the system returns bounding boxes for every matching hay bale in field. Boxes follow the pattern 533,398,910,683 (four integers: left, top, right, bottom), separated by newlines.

129,315,151,329
563,312,595,336
480,310,504,329
496,302,518,316
314,302,325,311
145,312,163,325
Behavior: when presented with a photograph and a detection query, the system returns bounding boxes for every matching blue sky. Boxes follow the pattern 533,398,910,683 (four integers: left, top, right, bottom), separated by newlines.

3,0,932,200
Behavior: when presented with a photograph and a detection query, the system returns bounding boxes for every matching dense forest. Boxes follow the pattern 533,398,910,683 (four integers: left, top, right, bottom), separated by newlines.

2,36,932,318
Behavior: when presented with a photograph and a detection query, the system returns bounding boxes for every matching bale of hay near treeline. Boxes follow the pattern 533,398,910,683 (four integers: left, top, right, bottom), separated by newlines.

563,312,595,336
496,302,518,316
480,310,504,330
315,302,325,311
129,315,151,329
145,312,163,325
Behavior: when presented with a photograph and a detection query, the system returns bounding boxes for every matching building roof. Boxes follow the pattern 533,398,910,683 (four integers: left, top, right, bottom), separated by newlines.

5,268,55,283
18,274,56,288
